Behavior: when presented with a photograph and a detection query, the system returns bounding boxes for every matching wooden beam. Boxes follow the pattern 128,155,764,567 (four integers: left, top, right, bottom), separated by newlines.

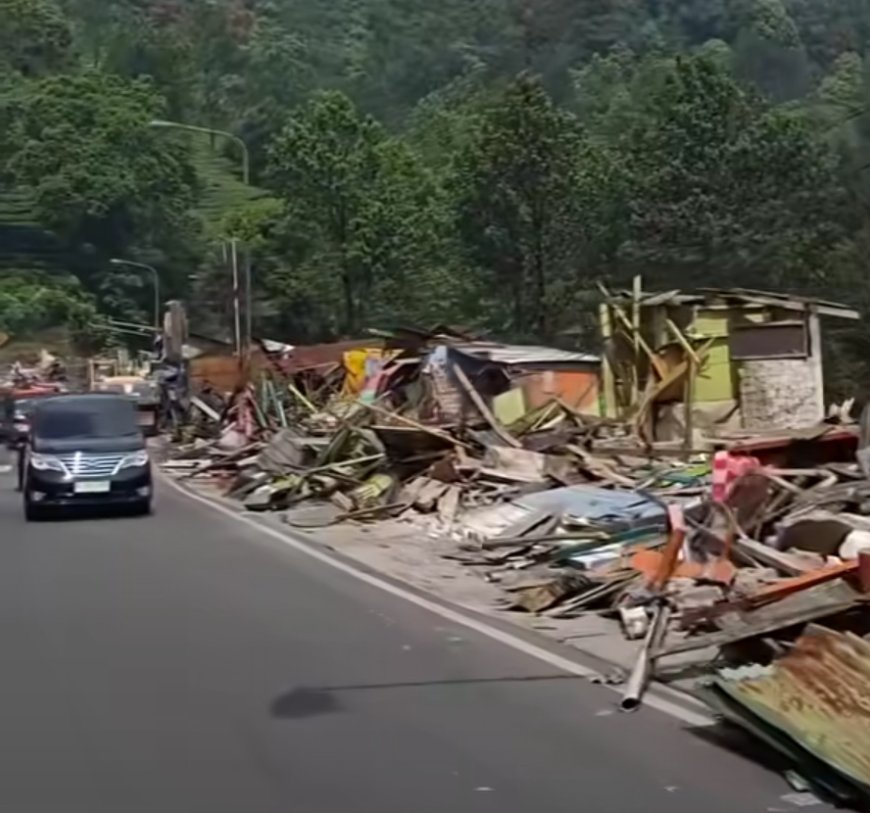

665,318,701,366
452,365,522,448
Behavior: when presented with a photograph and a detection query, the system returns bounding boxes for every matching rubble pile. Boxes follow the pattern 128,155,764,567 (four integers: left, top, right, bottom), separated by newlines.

165,321,870,805
166,349,701,523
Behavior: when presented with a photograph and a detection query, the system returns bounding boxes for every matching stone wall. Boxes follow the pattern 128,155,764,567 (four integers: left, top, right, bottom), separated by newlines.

739,357,823,430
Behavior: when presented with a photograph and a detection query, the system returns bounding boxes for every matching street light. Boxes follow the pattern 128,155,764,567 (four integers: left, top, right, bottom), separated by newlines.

149,119,253,350
149,119,250,185
110,258,161,331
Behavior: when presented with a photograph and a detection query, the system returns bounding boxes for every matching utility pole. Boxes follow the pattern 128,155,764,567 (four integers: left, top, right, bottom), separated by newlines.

244,249,252,352
230,238,242,357
149,119,254,352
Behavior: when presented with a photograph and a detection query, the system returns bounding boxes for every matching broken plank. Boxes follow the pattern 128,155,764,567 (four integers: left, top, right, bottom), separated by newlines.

191,396,222,422
565,444,636,487
656,599,861,658
732,537,816,577
453,365,521,448
437,485,462,525
493,510,555,540
414,478,449,512
362,403,473,450
509,575,588,613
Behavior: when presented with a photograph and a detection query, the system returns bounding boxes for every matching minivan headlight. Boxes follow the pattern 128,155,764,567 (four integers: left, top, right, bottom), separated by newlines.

30,453,66,473
118,450,149,470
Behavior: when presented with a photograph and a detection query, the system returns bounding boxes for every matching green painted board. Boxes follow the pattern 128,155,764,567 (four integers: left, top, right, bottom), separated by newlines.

692,312,735,402
693,310,730,338
694,339,734,402
493,388,527,426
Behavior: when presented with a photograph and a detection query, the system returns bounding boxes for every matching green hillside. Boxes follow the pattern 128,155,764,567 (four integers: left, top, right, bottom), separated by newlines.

0,131,265,278
0,187,87,276
189,134,265,228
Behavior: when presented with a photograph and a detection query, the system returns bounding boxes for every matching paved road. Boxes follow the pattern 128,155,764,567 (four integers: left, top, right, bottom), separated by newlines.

0,461,821,812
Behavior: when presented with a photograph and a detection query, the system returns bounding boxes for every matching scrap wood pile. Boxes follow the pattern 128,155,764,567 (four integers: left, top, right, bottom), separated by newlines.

166,331,716,521
468,453,870,659
167,370,695,522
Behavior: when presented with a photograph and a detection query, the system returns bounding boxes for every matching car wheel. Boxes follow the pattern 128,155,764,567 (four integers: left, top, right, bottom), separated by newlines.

132,500,152,517
24,498,43,522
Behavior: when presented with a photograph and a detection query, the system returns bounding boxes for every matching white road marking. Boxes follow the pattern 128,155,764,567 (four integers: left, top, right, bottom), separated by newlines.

162,474,714,728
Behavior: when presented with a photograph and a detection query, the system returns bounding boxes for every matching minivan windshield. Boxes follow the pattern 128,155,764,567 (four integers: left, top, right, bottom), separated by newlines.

32,397,139,440
14,398,41,418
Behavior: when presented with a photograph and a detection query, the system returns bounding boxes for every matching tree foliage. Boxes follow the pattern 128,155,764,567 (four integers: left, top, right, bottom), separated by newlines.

618,57,851,289
0,0,869,382
4,73,196,254
0,272,100,336
0,0,73,77
264,91,444,337
453,75,588,338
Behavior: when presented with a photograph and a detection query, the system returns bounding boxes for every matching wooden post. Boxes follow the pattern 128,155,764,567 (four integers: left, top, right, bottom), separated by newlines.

631,275,642,407
599,302,617,418
684,353,695,458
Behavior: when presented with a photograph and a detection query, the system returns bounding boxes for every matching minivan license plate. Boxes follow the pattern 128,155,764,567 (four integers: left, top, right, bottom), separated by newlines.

74,481,110,494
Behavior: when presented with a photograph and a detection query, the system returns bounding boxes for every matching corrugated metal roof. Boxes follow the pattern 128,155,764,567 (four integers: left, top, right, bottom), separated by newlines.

699,287,854,311
449,342,600,366
714,625,870,792
606,287,859,320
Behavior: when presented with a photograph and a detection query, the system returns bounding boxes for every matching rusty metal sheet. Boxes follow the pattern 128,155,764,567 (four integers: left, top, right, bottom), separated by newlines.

278,339,383,374
714,625,870,792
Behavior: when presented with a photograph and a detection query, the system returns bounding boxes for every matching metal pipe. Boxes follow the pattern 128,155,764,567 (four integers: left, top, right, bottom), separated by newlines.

244,250,252,352
620,603,671,712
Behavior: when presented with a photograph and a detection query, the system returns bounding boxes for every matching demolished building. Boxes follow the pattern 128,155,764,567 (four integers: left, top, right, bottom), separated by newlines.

600,287,859,442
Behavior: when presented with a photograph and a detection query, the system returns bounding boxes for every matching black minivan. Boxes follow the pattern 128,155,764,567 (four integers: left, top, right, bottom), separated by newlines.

22,393,153,520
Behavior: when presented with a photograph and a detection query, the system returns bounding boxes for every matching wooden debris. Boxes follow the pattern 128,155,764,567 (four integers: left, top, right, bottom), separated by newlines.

453,365,521,448
437,485,462,525
507,574,589,613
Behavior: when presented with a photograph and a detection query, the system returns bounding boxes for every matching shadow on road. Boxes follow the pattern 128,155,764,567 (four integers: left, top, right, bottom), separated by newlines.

271,674,583,720
271,688,344,719
24,505,151,523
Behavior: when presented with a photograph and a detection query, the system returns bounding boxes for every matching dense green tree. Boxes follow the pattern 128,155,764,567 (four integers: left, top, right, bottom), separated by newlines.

784,0,870,69
265,90,445,337
730,0,810,100
453,75,590,338
571,47,677,139
0,0,73,76
654,0,733,45
0,272,101,337
1,0,870,367
619,56,853,292
2,72,197,265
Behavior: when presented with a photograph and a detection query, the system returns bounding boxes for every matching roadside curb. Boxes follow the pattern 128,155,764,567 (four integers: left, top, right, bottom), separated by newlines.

160,468,715,727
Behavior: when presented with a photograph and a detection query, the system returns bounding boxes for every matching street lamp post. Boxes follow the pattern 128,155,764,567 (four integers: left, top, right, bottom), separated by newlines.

149,119,253,352
149,119,250,185
110,258,161,331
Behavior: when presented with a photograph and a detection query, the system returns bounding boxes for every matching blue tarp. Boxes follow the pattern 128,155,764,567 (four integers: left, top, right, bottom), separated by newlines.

516,484,665,528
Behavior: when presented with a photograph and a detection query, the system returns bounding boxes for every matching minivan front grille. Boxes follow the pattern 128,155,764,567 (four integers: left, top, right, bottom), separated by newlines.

56,452,126,478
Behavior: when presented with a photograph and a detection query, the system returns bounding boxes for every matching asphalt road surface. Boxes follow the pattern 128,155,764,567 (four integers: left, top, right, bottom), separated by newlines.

0,458,826,813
